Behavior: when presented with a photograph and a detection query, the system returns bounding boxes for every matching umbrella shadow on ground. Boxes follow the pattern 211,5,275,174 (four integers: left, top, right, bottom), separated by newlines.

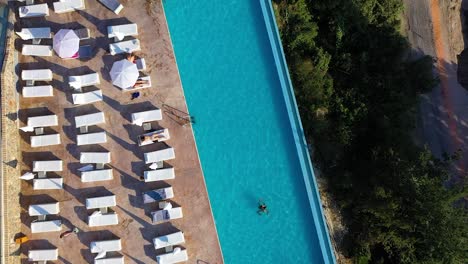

102,94,123,112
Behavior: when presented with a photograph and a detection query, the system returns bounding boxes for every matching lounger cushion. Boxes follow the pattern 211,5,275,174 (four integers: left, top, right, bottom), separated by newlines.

131,109,162,125
72,90,103,105
144,147,175,164
77,132,107,146
95,257,125,264
86,195,116,209
22,45,53,56
31,134,61,147
81,169,113,182
88,212,118,227
154,231,185,249
27,115,58,128
16,27,51,40
156,249,188,264
80,152,111,164
33,178,63,190
54,0,85,14
28,249,58,261
152,207,183,223
23,85,53,97
19,4,49,18
109,39,140,55
107,23,138,40
75,112,105,128
33,160,62,172
144,168,175,182
29,202,60,216
31,220,62,233
143,187,174,204
90,239,122,253
22,69,52,81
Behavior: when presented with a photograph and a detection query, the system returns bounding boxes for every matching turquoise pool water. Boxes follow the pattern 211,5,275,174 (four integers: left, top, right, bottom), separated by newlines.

163,1,334,263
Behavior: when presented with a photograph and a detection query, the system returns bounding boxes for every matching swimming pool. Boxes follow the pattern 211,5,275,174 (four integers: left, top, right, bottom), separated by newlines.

163,1,335,263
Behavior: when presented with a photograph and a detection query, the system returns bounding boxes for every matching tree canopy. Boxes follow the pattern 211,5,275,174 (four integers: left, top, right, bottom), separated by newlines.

273,0,468,263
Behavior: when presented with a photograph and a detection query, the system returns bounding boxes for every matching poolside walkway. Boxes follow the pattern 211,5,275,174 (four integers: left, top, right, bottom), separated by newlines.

4,0,223,263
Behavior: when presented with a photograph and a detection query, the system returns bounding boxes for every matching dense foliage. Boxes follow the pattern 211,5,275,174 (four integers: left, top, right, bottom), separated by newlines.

273,0,468,263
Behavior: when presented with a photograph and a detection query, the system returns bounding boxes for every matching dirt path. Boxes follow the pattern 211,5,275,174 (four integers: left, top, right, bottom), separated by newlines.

404,0,468,180
430,0,466,175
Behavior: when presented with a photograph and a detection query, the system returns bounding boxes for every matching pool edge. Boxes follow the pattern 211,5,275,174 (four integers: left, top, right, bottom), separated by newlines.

160,2,226,263
259,1,337,263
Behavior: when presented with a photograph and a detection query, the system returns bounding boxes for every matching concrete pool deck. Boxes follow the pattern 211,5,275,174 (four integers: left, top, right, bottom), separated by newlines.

1,0,223,263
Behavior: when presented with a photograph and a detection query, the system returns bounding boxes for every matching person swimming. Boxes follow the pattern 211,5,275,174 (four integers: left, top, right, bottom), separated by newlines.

257,200,269,215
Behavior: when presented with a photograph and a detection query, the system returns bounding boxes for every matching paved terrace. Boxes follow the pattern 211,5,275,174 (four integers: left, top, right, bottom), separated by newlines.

6,0,222,263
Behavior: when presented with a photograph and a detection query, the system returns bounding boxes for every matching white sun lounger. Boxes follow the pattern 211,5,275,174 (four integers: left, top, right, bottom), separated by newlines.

131,109,162,126
19,4,49,18
33,178,63,190
31,220,62,233
75,112,105,128
22,45,52,56
95,257,125,264
29,202,60,216
144,147,175,164
81,169,113,182
23,85,53,97
28,249,58,261
154,231,185,250
152,207,183,223
109,39,140,55
90,239,121,253
144,168,175,182
27,115,58,128
86,195,116,209
143,187,174,204
72,90,103,105
88,211,118,227
156,248,188,264
54,0,85,13
107,23,138,41
69,73,100,90
124,75,151,91
80,152,111,164
77,131,107,146
138,128,170,146
33,160,62,172
16,27,51,40
31,134,61,147
99,0,123,14
22,69,52,81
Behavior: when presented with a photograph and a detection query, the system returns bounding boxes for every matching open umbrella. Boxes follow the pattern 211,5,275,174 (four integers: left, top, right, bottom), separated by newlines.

53,29,79,58
109,59,139,89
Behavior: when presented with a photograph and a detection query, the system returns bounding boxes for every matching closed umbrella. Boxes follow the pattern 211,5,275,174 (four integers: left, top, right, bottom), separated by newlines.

110,59,139,89
53,29,79,58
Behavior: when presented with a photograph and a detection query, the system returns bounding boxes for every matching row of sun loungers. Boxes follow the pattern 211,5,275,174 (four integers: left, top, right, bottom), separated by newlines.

28,238,125,262
16,1,157,263
18,4,184,262
18,0,103,18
